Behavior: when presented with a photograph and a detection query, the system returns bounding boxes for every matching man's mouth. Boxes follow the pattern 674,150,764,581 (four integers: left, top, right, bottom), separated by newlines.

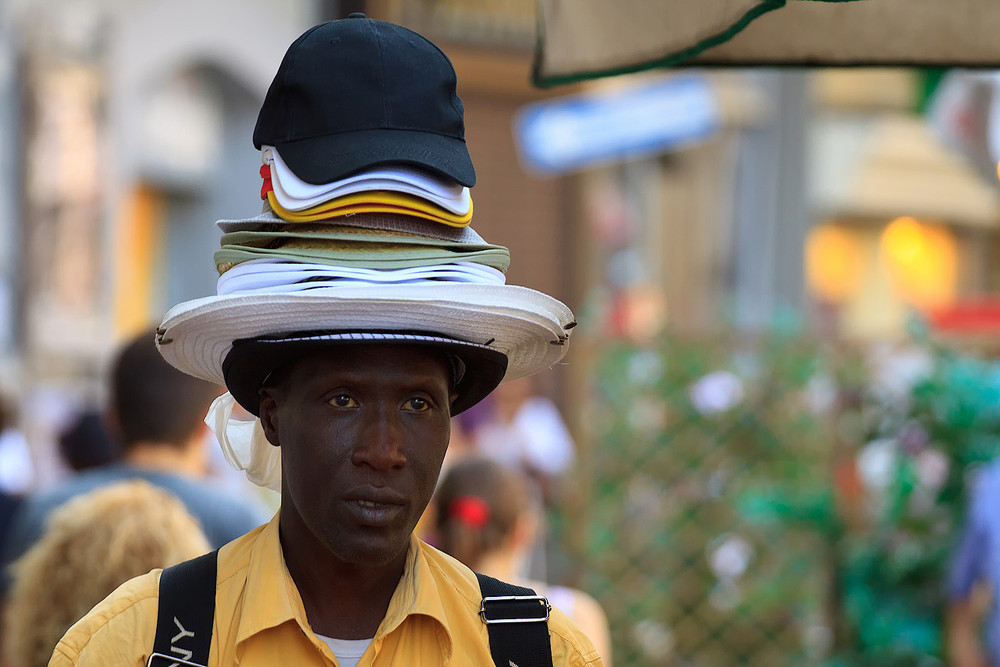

344,487,407,526
347,498,404,526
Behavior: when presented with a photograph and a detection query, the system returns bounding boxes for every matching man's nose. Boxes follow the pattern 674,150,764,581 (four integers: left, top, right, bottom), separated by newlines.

351,405,407,470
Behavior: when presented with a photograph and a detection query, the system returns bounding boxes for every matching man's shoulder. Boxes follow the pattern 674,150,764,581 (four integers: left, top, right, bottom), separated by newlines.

152,473,267,517
50,570,161,667
416,539,485,607
130,471,270,545
3,469,124,562
52,527,264,667
13,467,266,555
25,468,122,512
415,541,604,666
547,605,606,666
215,521,267,582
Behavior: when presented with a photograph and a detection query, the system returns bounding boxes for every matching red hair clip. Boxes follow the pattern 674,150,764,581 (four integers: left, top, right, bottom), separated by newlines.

448,495,490,529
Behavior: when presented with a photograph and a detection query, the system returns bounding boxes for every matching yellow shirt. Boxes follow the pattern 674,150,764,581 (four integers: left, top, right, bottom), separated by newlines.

50,514,603,667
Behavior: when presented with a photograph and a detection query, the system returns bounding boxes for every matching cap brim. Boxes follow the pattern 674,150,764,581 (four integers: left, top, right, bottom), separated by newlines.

156,284,574,413
223,332,508,416
274,128,476,188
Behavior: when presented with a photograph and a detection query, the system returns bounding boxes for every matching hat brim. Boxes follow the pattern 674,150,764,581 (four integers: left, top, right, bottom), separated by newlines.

156,284,574,413
223,332,508,416
274,128,476,188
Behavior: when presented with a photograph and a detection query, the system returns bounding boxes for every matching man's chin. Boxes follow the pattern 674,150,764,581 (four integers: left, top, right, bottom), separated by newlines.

330,533,410,569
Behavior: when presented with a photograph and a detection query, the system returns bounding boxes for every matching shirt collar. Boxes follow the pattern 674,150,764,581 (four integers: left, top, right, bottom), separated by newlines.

235,513,306,645
378,535,453,661
235,514,453,662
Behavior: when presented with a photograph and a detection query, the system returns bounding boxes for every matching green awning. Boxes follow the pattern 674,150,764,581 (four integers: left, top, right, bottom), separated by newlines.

534,0,1000,87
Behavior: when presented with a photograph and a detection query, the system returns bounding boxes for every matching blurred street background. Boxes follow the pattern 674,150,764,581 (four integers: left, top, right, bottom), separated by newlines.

2,1,1000,665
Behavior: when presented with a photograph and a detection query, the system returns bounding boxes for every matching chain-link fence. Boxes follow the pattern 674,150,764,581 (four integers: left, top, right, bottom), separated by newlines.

552,330,1000,666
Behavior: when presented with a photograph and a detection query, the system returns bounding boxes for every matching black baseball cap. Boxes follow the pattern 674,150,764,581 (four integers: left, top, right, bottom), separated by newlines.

253,14,476,188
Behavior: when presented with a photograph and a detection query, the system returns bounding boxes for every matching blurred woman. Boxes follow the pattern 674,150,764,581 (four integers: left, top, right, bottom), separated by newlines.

434,457,612,665
2,480,210,667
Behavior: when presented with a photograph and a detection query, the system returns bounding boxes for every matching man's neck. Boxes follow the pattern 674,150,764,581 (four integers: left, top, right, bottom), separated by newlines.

123,441,206,476
279,522,408,639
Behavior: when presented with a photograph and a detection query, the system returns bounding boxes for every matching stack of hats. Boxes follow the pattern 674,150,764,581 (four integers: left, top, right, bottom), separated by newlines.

154,15,575,491
259,148,473,226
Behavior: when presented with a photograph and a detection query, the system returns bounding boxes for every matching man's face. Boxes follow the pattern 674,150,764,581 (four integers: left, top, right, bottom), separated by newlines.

259,344,454,568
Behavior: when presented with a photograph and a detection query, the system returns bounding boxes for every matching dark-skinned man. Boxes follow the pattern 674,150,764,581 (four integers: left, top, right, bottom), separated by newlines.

50,13,598,667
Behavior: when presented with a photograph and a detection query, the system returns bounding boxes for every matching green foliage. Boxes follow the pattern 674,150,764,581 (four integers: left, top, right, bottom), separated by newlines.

832,346,1000,665
564,329,1000,666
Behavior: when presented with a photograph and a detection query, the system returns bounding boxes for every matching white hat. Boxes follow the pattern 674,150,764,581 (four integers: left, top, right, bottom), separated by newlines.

263,146,472,215
156,283,575,412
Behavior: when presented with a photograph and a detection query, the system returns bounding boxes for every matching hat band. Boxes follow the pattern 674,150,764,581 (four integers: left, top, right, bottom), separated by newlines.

253,335,470,391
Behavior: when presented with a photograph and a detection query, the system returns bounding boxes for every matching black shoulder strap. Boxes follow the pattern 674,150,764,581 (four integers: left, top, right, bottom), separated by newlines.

148,550,218,667
476,572,554,667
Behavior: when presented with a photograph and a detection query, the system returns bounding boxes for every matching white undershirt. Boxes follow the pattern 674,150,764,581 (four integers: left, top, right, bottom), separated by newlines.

316,635,373,667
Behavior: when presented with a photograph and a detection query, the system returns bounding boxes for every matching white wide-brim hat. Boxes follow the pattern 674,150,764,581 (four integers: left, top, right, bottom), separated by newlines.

156,282,575,403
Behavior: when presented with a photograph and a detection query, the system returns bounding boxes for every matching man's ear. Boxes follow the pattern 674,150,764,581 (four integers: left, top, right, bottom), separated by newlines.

258,388,281,448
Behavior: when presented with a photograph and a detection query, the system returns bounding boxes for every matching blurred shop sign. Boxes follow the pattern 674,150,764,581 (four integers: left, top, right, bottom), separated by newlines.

514,75,719,175
931,298,1000,334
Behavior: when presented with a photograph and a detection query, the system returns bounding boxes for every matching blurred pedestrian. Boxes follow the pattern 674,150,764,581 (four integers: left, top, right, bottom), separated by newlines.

2,480,210,667
946,459,1000,667
0,327,270,590
464,375,576,580
469,376,575,504
435,457,613,665
0,393,33,497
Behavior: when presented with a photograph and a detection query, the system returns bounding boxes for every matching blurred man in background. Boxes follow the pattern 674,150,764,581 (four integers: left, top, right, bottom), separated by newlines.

0,328,269,587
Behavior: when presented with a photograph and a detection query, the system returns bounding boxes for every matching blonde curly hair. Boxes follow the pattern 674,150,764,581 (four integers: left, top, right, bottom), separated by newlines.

2,480,211,667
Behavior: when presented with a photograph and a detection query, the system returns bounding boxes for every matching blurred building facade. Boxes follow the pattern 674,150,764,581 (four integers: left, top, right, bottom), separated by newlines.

0,0,319,482
806,70,1000,341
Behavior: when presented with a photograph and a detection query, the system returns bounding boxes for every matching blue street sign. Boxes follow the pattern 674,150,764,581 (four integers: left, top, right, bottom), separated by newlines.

514,75,720,175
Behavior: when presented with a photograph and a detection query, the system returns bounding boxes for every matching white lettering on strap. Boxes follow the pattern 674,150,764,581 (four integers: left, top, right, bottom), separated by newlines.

171,617,195,644
167,617,196,667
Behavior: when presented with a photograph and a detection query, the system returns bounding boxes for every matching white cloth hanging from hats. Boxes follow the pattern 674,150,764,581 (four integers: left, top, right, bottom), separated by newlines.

207,392,282,492
217,260,506,296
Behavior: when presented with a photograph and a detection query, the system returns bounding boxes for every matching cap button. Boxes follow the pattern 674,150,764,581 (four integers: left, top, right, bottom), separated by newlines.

348,12,367,19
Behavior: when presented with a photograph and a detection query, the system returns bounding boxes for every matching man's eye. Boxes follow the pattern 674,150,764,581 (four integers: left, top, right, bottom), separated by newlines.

328,395,357,408
404,397,430,412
